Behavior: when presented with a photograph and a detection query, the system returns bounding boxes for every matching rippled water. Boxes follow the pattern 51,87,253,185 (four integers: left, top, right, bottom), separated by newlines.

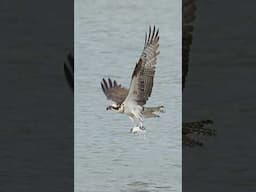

75,0,181,191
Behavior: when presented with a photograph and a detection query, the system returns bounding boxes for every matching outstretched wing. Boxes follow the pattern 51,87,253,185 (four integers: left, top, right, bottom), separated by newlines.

182,0,197,90
124,26,160,106
101,78,129,104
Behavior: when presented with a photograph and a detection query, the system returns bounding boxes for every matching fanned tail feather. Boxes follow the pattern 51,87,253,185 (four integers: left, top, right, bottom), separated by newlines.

142,105,165,118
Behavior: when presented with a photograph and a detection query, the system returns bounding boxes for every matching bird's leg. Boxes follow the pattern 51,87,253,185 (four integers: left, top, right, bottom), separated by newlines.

130,109,145,133
129,116,137,127
129,116,134,124
139,117,145,130
129,116,137,133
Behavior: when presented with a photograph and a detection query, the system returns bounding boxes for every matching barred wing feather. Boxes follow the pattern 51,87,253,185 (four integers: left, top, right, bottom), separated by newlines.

124,26,160,106
101,78,128,105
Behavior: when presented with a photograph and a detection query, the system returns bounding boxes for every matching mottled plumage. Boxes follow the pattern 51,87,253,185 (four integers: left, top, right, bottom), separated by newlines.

101,78,128,105
100,26,163,132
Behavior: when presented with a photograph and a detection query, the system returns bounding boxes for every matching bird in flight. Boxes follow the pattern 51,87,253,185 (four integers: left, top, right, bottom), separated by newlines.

101,26,165,133
63,4,215,142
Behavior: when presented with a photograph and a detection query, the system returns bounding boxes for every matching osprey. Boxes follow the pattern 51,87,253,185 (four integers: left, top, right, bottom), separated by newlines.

63,16,215,144
101,26,165,133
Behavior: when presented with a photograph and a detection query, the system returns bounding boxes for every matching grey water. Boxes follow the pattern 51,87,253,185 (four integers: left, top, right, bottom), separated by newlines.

75,0,181,191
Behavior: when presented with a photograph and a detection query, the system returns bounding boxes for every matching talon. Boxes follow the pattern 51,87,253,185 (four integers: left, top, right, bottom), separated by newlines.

140,125,145,130
130,126,146,134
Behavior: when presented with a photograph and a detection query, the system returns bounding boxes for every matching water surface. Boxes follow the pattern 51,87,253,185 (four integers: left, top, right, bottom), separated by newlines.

75,0,181,191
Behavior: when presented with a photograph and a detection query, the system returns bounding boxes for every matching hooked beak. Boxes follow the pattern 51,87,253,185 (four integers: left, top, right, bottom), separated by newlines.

106,106,112,110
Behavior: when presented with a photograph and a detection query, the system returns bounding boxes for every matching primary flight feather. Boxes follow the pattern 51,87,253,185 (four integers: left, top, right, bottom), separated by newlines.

101,26,164,133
